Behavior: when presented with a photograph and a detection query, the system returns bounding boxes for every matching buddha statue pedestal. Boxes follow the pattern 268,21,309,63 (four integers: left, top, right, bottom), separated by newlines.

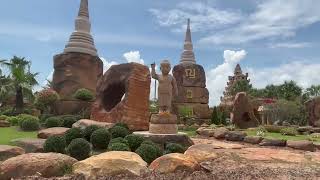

149,113,178,134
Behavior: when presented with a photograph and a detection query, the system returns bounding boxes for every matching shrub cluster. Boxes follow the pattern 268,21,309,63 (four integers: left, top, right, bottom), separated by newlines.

164,143,186,154
18,114,40,131
65,128,83,145
83,125,100,141
108,142,130,151
113,122,129,130
73,88,94,101
264,125,283,133
135,142,162,164
0,115,8,121
110,137,129,146
110,126,130,138
44,136,66,153
280,127,298,136
90,128,111,149
7,116,19,126
45,117,63,128
61,116,77,128
67,138,91,160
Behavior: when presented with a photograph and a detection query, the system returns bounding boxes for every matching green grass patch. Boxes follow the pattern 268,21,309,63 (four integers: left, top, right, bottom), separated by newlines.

179,130,197,137
0,126,37,145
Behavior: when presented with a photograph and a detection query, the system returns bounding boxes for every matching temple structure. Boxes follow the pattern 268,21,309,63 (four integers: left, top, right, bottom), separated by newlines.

172,19,211,123
220,64,250,107
52,0,103,114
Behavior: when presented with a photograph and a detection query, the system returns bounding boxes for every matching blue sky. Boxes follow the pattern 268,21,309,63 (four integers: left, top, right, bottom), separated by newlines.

1,0,320,105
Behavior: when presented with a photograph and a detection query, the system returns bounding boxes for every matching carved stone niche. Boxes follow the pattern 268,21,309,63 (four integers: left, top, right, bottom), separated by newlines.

91,63,151,131
306,97,320,127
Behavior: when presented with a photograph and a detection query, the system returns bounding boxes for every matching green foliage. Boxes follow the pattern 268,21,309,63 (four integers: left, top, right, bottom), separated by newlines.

45,117,63,128
66,138,91,160
149,100,159,113
65,128,83,145
20,117,40,131
280,127,298,136
256,126,267,137
164,143,186,154
83,125,100,141
90,128,111,149
141,140,162,157
178,106,193,118
7,116,19,126
264,125,283,133
44,136,66,153
73,88,94,101
108,142,131,151
17,114,37,125
110,126,130,138
113,122,130,130
124,134,145,151
110,137,129,146
0,115,8,120
61,116,77,128
210,106,227,125
230,80,252,96
135,143,161,164
39,114,54,123
35,89,59,113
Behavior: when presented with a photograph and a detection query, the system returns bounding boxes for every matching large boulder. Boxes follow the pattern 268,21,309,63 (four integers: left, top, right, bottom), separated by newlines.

244,136,263,144
73,151,148,178
173,63,206,88
287,140,315,152
184,144,218,162
149,153,200,173
0,145,25,161
72,119,114,130
305,96,320,127
196,127,215,137
37,127,70,139
225,131,247,142
10,138,45,153
0,120,10,127
259,138,286,147
0,153,77,179
213,127,229,139
91,63,151,131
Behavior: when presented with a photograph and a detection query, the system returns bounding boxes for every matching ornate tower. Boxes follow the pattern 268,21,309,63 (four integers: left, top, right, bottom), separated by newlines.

172,19,211,124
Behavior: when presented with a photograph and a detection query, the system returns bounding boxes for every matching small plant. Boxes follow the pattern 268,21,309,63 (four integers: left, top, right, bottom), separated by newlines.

164,143,186,154
90,128,111,149
73,88,94,101
66,138,91,160
19,115,40,131
110,137,129,146
45,117,63,128
113,122,129,130
256,126,267,137
280,127,298,136
124,134,145,151
108,142,131,151
7,116,19,126
44,136,66,153
65,128,83,145
83,125,100,141
109,126,130,138
135,143,161,164
62,116,77,128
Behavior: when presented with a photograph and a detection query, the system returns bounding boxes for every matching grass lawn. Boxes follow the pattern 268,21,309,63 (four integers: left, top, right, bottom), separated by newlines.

0,126,37,145
180,130,197,137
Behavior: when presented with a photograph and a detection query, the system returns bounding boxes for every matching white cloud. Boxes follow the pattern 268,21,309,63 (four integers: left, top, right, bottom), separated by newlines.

100,57,118,73
269,42,311,49
206,50,247,106
123,51,144,64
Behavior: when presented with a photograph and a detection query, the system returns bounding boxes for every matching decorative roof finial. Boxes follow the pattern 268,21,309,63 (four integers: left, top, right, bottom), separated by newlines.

78,0,89,18
180,18,196,64
234,64,242,74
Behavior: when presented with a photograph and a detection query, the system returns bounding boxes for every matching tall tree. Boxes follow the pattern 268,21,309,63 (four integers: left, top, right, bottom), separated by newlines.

2,56,38,113
278,81,302,101
306,85,320,98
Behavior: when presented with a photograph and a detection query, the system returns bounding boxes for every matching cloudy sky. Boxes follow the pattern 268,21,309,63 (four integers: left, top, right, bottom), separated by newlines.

1,0,320,106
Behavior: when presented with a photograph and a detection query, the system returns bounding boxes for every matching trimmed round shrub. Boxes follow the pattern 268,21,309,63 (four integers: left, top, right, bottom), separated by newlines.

280,127,298,136
44,136,66,153
90,128,111,149
141,140,163,157
65,128,83,145
20,116,40,131
135,144,161,164
17,114,38,126
62,116,77,128
73,88,94,101
39,114,54,123
124,134,145,151
45,117,63,128
67,138,91,160
164,143,186,154
110,126,130,138
110,137,129,146
7,116,19,126
108,142,130,151
113,122,129,130
83,125,100,141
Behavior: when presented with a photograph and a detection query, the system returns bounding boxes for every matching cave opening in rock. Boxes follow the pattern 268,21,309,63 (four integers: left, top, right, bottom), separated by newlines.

102,82,126,112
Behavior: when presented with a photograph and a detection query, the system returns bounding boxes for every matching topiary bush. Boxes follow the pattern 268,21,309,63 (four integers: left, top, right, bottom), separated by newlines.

35,89,60,113
65,128,83,145
124,134,145,151
45,117,63,128
61,116,77,128
39,114,54,123
135,143,161,164
109,126,130,138
44,136,66,153
19,115,40,131
113,122,129,130
83,125,100,141
73,88,94,101
108,142,130,151
280,127,298,136
141,140,163,157
90,128,111,149
110,137,129,146
7,116,19,126
66,138,91,160
164,143,186,154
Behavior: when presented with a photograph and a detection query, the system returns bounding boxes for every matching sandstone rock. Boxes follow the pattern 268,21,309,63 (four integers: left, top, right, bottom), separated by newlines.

91,63,150,131
191,138,245,149
259,138,286,147
149,114,177,124
54,100,93,115
0,120,10,127
0,153,77,179
287,140,315,152
225,131,247,141
73,151,147,178
297,126,313,133
311,127,320,133
244,136,263,144
149,153,200,173
37,127,70,139
184,144,218,162
196,128,215,137
0,145,25,161
10,138,45,153
305,96,320,127
149,124,178,134
175,86,209,104
213,127,229,139
177,124,186,130
52,52,103,100
311,133,320,138
173,63,206,88
231,92,259,129
72,119,114,130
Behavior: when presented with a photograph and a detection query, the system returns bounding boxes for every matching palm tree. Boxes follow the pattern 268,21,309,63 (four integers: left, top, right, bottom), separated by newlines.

306,85,320,98
2,56,38,113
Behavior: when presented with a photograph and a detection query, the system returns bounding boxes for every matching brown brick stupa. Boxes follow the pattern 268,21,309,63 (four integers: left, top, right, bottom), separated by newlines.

172,19,211,123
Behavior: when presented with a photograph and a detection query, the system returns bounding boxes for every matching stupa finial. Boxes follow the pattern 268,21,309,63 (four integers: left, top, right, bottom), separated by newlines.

180,19,196,64
78,0,89,18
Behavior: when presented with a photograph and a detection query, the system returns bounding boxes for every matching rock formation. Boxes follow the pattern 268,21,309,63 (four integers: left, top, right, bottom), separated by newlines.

172,19,211,123
231,92,259,129
306,96,320,127
91,63,151,131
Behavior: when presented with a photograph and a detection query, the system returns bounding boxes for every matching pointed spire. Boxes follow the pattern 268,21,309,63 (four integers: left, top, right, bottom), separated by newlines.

234,64,242,74
64,0,97,56
180,18,196,64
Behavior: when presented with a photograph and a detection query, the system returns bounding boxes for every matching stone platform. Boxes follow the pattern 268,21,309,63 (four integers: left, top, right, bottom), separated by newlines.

149,113,178,134
133,131,194,149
